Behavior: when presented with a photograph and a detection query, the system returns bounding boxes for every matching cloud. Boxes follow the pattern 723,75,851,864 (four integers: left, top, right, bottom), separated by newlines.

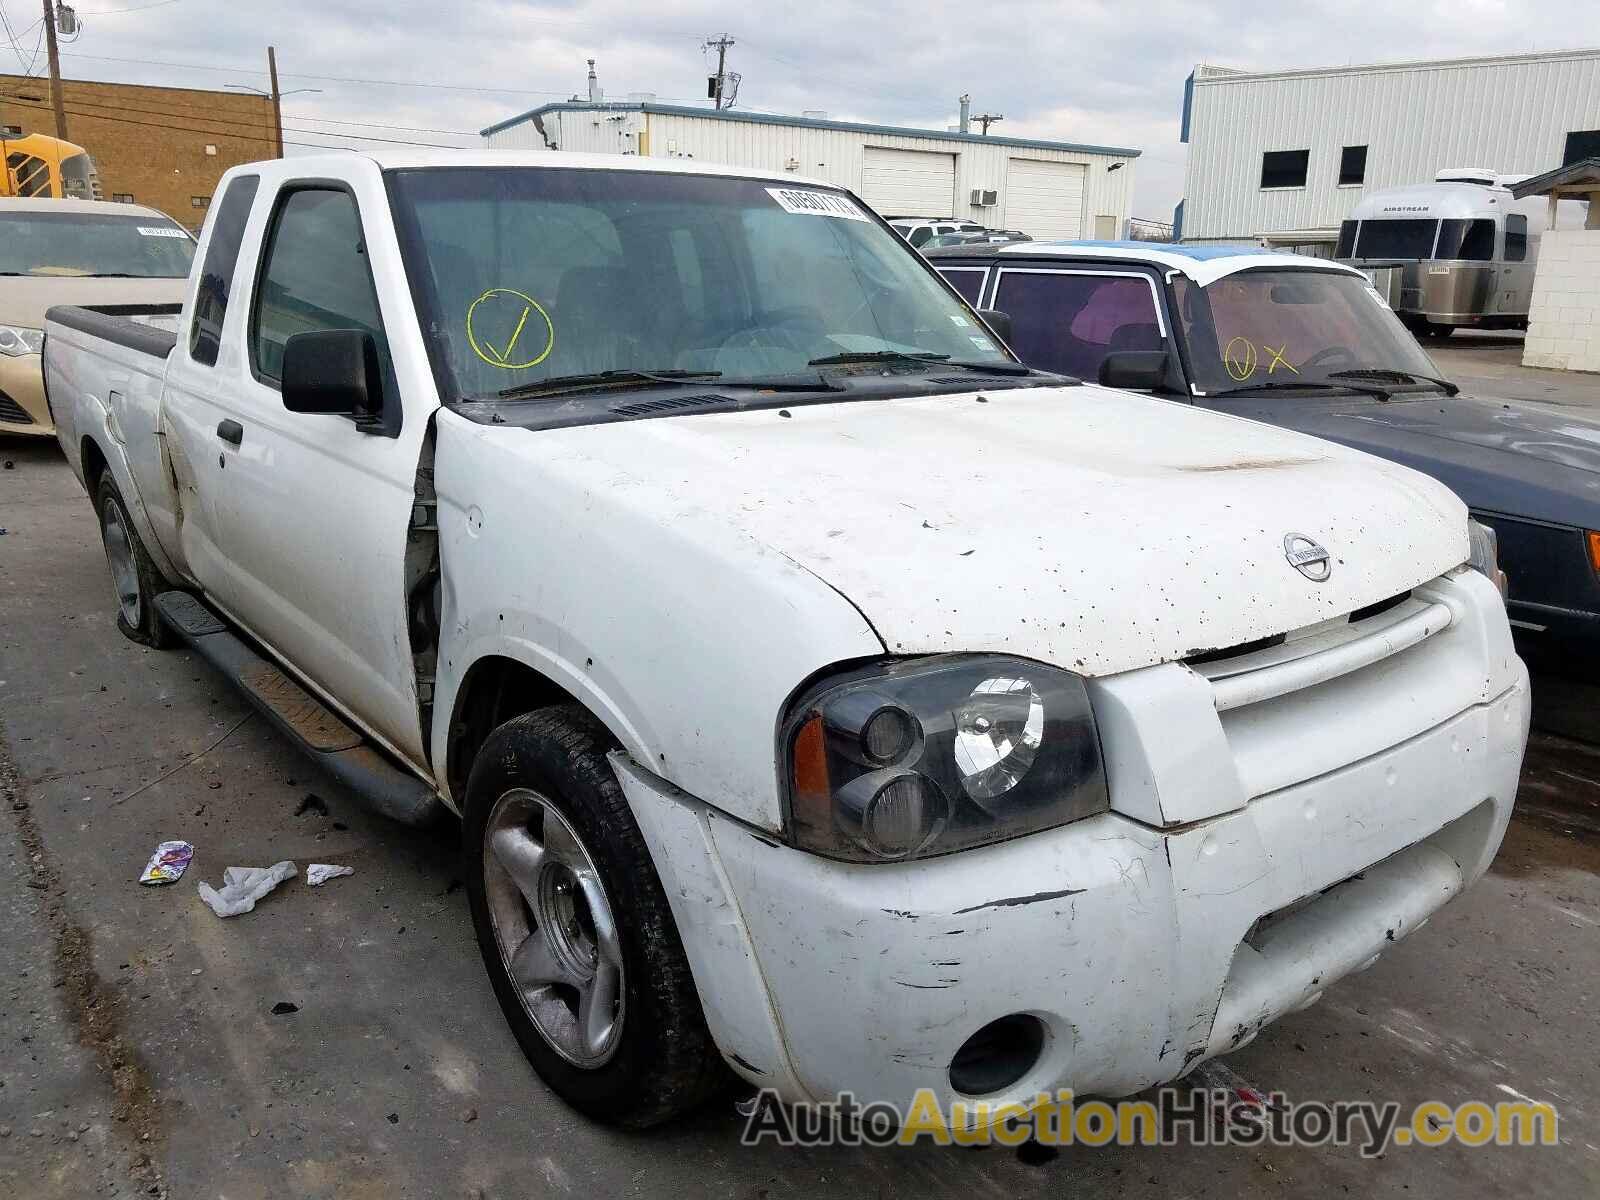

18,0,1600,220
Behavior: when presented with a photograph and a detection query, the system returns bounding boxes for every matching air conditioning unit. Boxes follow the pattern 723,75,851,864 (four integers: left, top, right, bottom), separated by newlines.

970,188,999,207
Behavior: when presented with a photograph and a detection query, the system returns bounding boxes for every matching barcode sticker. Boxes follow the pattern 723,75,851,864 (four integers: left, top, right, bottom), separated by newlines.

765,187,868,221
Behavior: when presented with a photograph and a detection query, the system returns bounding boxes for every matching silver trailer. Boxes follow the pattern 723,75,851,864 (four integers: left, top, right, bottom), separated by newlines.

1336,168,1587,337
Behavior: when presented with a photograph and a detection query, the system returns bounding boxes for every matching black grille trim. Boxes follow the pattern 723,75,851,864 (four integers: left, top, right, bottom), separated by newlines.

0,389,35,425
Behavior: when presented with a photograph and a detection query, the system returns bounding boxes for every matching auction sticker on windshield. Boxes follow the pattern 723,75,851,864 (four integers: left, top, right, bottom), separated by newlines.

766,187,868,221
136,226,190,239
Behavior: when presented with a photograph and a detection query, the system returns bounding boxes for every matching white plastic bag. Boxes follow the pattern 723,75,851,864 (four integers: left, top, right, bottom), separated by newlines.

306,863,354,887
197,861,297,918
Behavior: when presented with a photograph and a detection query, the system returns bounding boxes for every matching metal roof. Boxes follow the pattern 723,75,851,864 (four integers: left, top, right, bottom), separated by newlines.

481,101,1141,159
1189,45,1600,86
1508,157,1600,198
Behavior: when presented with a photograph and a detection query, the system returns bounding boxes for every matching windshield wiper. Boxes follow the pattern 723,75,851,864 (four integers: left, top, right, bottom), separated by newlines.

1325,367,1459,396
808,350,950,366
496,368,841,401
1212,378,1395,401
807,349,1032,376
498,368,720,399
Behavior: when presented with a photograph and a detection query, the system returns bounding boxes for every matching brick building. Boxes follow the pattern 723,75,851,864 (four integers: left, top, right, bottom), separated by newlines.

0,74,274,223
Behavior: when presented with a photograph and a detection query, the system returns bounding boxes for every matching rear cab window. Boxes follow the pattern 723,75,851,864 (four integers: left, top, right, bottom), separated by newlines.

189,174,260,366
935,265,989,306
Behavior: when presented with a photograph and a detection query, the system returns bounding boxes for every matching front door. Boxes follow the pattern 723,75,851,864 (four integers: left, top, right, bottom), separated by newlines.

207,178,431,766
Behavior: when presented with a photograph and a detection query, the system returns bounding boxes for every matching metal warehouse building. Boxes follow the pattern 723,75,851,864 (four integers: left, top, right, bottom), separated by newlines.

1177,47,1600,251
482,101,1139,240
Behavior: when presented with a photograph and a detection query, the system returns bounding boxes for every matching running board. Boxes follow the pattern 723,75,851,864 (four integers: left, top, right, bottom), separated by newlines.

154,591,446,828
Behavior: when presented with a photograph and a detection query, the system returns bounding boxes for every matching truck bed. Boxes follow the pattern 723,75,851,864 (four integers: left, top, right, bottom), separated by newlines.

45,302,183,359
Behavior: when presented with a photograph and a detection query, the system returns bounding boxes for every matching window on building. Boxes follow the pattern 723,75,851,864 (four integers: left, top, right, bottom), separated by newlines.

1260,149,1309,189
191,195,210,208
1505,214,1528,262
251,187,389,385
1338,145,1367,187
111,192,134,204
1335,220,1357,258
1562,129,1600,167
991,270,1164,382
188,174,260,367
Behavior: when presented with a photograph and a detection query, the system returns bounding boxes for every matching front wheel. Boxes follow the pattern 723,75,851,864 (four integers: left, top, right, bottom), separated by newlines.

95,472,177,648
463,705,727,1127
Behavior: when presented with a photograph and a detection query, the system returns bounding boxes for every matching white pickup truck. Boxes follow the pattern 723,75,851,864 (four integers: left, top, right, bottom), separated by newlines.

46,151,1529,1128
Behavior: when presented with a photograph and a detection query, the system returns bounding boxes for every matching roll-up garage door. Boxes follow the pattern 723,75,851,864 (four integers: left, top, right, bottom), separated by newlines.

1003,159,1086,240
860,147,956,217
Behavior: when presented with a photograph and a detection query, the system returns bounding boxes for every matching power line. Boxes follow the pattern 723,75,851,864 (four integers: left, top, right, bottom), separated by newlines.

0,92,474,148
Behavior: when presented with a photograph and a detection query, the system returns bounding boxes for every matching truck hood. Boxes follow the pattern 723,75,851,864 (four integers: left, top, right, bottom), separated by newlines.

0,275,187,328
528,385,1470,676
1223,391,1600,531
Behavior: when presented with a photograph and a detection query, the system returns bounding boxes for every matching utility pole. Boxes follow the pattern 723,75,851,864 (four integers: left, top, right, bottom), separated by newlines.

267,45,284,158
974,112,1004,136
42,0,68,140
705,34,735,110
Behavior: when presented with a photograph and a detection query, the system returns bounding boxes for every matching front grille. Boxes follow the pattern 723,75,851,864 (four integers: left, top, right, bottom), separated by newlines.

0,389,34,425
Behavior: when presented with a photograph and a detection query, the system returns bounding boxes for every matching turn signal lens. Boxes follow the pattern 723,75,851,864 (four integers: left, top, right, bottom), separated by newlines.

1588,530,1600,575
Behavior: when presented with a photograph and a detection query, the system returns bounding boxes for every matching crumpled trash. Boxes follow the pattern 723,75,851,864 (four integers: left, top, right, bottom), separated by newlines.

197,862,296,918
305,863,354,887
138,840,194,885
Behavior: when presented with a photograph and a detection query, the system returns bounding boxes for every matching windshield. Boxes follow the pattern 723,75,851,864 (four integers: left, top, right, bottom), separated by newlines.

1352,218,1437,260
385,167,1009,403
59,153,97,200
1173,269,1444,395
0,210,194,277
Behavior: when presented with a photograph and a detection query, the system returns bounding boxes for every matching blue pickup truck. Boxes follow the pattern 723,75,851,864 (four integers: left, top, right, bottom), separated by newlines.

928,240,1600,671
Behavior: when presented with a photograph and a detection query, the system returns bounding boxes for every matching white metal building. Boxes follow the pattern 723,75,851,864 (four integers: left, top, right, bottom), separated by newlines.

481,102,1139,240
1177,48,1600,250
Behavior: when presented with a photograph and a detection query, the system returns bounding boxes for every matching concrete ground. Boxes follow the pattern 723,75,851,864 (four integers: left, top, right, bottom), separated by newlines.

1430,330,1600,410
2,432,1598,1199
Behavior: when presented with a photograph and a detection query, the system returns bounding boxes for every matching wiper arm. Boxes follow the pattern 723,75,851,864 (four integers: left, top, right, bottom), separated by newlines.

498,368,720,400
1325,367,1459,396
807,350,950,366
1213,378,1395,401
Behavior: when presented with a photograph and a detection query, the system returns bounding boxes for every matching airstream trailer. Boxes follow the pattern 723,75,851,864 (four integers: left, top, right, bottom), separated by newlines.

1336,167,1588,337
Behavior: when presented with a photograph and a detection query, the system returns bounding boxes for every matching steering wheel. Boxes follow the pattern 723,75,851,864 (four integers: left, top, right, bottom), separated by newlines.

1301,345,1358,371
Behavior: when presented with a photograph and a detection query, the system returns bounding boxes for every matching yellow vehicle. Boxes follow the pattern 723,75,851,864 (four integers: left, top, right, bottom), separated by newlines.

0,131,101,200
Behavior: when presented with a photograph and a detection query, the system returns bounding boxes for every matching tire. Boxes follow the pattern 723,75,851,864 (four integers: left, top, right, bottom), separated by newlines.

94,472,177,648
1424,323,1456,340
463,705,727,1127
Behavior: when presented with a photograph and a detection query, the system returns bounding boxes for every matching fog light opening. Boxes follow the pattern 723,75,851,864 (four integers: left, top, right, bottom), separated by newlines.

948,1014,1046,1097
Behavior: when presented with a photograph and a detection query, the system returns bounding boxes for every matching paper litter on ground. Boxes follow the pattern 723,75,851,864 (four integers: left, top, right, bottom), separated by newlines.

306,863,354,886
138,840,194,885
197,861,297,917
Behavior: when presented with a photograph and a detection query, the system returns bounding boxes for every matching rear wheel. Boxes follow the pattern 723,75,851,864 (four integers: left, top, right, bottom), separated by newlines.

95,473,176,648
463,705,726,1126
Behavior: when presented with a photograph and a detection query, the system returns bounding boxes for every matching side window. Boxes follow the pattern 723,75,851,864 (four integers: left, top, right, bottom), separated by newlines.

937,267,987,306
993,271,1163,381
1335,220,1357,259
908,226,933,247
1505,215,1528,263
251,188,388,385
188,174,260,367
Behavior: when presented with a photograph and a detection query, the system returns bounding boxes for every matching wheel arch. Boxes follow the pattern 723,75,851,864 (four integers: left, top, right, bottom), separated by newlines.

441,650,654,807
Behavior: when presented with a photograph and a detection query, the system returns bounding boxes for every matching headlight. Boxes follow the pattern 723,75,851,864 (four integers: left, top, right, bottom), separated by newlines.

1467,518,1508,601
782,655,1108,862
0,325,44,357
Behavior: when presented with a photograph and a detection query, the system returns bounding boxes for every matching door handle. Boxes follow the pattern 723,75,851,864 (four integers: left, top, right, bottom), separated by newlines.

217,419,244,446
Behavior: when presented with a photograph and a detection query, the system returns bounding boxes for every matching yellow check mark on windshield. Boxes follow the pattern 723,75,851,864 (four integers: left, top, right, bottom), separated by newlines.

495,305,532,364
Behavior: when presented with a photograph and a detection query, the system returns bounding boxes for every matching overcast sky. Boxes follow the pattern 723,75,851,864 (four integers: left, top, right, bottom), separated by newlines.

4,0,1598,219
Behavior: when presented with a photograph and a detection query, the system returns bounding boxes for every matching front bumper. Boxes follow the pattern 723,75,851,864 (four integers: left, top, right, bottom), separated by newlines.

0,353,52,436
614,571,1531,1111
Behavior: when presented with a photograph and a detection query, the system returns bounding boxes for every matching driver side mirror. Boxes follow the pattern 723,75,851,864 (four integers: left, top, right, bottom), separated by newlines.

976,308,1012,344
1098,350,1169,391
281,329,386,433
